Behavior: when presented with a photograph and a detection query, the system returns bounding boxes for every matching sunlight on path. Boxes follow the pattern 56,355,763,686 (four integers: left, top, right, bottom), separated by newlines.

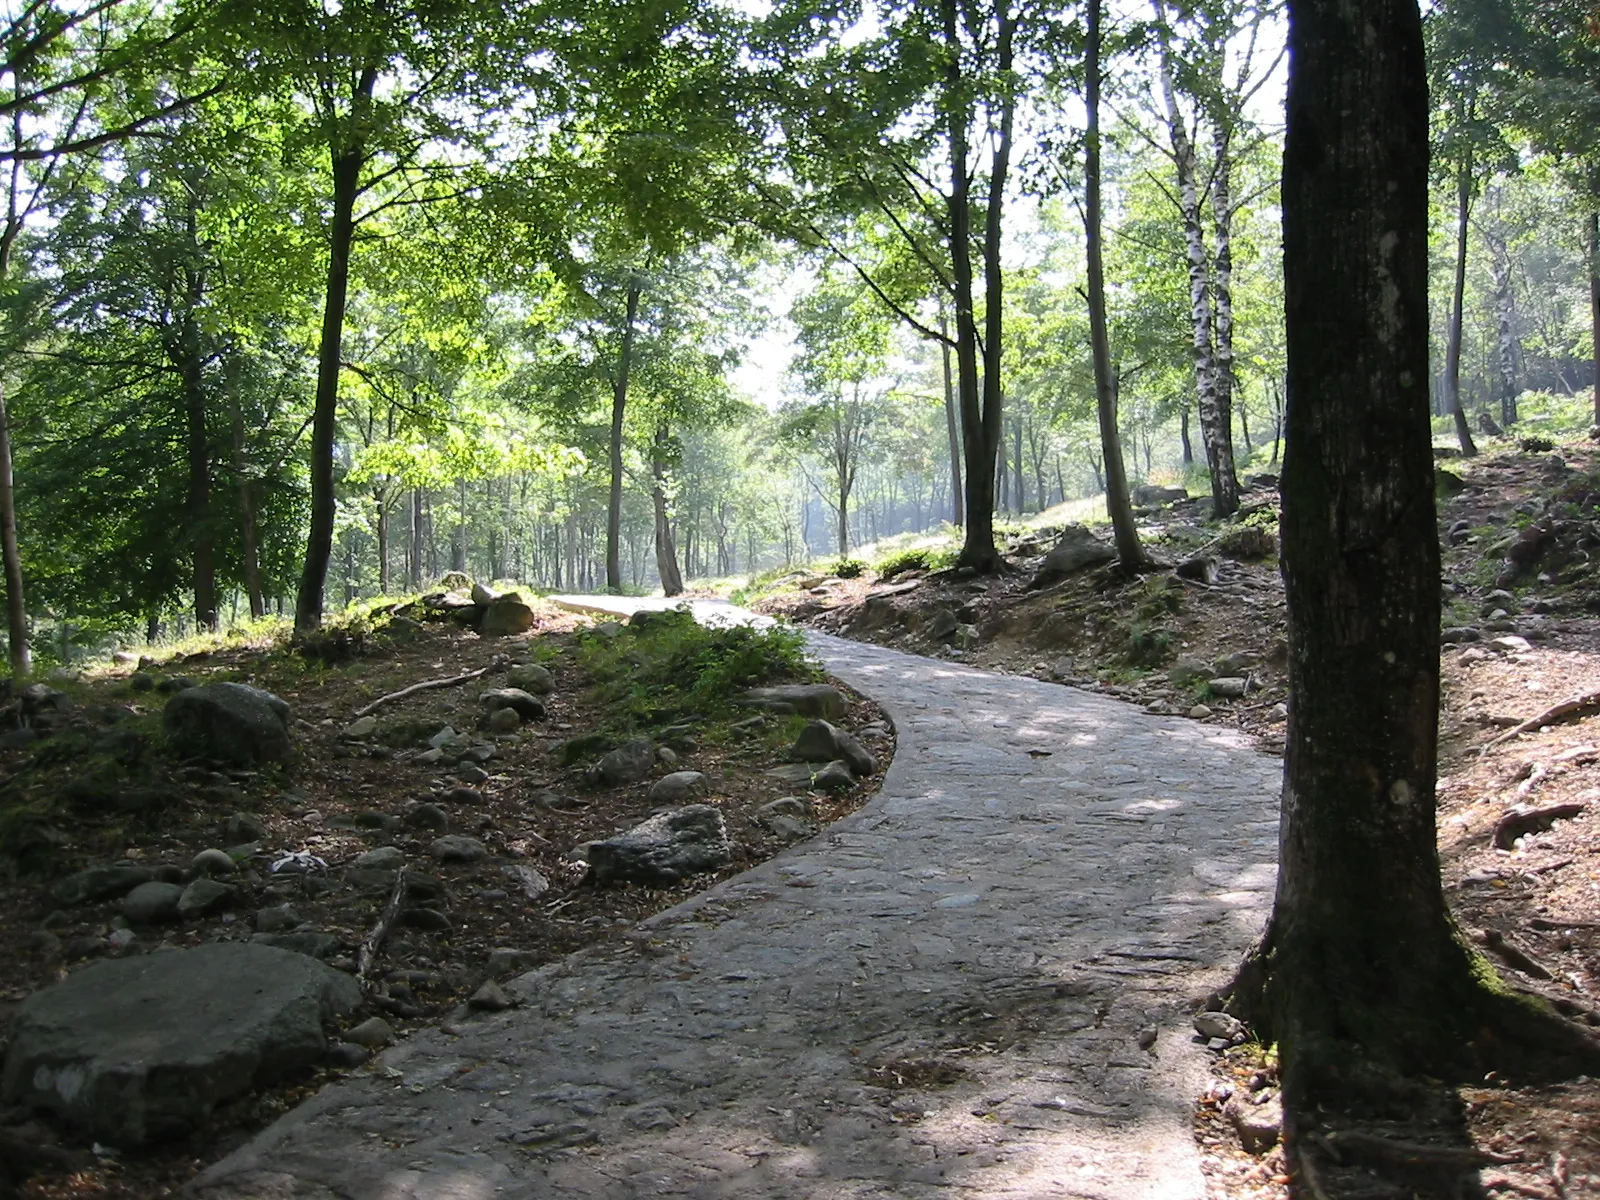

193,598,1282,1200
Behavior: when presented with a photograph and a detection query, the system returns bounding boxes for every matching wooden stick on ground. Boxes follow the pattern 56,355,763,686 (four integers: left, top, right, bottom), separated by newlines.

353,666,491,719
356,865,407,992
1479,689,1600,757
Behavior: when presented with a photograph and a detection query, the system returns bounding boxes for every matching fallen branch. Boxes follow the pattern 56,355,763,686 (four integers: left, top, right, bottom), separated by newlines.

356,865,407,992
1480,690,1600,757
1492,803,1586,850
353,662,498,719
1319,1128,1518,1167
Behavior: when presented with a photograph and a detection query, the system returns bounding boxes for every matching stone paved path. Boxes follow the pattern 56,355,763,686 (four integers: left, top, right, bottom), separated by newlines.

195,599,1281,1200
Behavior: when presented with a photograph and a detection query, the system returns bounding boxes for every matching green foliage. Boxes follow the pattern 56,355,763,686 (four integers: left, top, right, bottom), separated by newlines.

575,609,819,733
873,546,955,579
1124,624,1175,668
828,557,867,579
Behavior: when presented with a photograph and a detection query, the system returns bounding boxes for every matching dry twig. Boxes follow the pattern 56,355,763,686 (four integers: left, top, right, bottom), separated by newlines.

353,662,499,719
356,866,407,992
1480,690,1600,757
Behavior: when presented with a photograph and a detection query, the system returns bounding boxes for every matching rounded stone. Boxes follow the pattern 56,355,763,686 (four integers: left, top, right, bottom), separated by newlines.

190,848,236,876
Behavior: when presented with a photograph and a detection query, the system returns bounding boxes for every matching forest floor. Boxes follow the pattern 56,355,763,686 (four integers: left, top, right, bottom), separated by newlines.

0,599,892,1198
755,438,1600,1199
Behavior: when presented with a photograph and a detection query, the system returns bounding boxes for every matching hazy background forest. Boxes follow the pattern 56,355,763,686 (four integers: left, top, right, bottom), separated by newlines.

0,0,1592,665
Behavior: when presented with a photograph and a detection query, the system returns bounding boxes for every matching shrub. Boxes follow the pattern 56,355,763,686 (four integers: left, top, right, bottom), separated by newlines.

874,545,957,580
828,557,867,579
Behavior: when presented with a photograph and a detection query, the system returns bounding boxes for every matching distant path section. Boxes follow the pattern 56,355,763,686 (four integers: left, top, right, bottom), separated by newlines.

194,596,1281,1200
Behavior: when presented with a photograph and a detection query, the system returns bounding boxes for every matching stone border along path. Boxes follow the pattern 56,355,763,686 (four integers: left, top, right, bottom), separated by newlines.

193,597,1281,1200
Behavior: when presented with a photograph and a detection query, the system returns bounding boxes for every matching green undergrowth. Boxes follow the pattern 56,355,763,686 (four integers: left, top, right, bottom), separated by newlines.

574,608,820,739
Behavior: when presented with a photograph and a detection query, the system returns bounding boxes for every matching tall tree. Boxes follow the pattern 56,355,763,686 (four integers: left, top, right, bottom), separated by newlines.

1234,0,1599,1186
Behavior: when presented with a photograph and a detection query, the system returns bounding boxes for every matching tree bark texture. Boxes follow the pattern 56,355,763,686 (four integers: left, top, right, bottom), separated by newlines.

1269,0,1486,1121
1084,0,1145,572
1486,221,1519,426
295,122,369,634
605,276,641,592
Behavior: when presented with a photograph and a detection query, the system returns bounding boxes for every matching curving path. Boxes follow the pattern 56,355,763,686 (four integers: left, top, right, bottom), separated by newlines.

194,598,1281,1200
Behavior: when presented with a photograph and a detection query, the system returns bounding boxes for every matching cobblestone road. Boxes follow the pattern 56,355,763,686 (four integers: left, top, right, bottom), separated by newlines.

195,600,1281,1200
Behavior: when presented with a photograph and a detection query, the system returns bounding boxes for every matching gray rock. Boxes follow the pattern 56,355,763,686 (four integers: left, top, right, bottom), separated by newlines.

1132,484,1187,505
1212,651,1259,676
1208,677,1248,699
427,725,457,749
789,721,875,776
764,762,819,785
1192,1011,1246,1041
506,663,554,694
1030,530,1118,587
255,905,300,933
485,948,538,977
763,815,815,841
470,581,500,606
647,771,708,803
343,1016,395,1048
177,878,235,918
354,846,405,870
1168,658,1215,687
120,881,183,924
657,745,680,766
1174,556,1218,584
1440,626,1481,645
162,683,291,766
486,707,522,735
501,864,550,900
0,942,359,1146
811,760,857,792
588,805,732,887
52,864,153,906
468,981,514,1011
926,610,959,640
587,738,655,786
757,796,812,822
223,813,267,843
738,684,846,720
1224,1090,1282,1153
342,716,377,740
190,848,236,877
479,688,545,720
479,596,537,637
404,803,449,833
1189,705,1213,720
431,835,488,864
455,763,489,785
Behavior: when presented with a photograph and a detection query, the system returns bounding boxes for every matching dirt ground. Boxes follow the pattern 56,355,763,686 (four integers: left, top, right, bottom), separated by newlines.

760,441,1600,1199
0,601,890,1198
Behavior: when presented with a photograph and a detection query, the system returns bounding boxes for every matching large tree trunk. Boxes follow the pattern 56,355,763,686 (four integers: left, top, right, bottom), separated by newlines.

179,321,216,632
1180,405,1194,467
375,494,389,594
1238,1,1599,1177
652,425,684,596
1084,0,1145,572
294,121,369,635
605,275,641,592
945,0,1005,573
409,489,424,589
0,381,26,674
941,309,963,526
1443,109,1478,455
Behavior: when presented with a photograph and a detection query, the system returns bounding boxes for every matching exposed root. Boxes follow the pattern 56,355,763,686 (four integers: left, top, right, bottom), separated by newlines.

1479,689,1600,756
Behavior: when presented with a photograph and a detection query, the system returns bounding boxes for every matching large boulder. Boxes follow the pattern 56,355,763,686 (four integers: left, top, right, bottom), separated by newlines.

478,687,545,721
0,942,359,1147
587,805,732,887
51,864,154,907
506,663,554,693
478,595,537,637
162,683,291,766
1132,483,1188,506
1030,527,1117,588
738,684,846,720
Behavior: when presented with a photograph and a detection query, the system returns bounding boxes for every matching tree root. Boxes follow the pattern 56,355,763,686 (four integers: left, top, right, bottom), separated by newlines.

1479,689,1600,757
